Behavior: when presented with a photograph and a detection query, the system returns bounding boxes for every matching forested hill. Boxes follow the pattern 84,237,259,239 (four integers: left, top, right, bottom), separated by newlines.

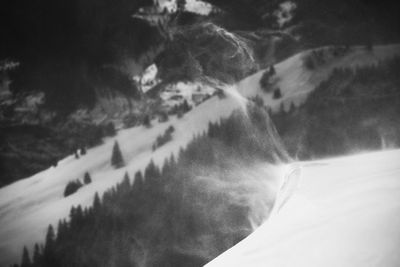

0,0,161,113
2,0,399,114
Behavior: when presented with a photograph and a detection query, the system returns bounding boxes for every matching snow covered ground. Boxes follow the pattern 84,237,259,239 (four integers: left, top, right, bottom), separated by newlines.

206,149,400,267
0,95,239,266
160,81,215,107
1,43,400,266
237,44,400,112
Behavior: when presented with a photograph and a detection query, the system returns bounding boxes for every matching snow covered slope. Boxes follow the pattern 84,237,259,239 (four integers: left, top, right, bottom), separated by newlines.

237,44,400,111
0,95,239,266
1,43,400,266
206,149,400,267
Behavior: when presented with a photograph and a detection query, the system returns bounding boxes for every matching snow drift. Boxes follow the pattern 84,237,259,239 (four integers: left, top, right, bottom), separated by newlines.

1,42,400,266
206,149,400,267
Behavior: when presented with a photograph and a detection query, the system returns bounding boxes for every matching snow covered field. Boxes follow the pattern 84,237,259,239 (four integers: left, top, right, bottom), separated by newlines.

207,149,400,267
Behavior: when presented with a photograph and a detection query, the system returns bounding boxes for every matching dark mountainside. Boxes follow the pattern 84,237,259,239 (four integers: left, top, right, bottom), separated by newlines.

1,0,399,186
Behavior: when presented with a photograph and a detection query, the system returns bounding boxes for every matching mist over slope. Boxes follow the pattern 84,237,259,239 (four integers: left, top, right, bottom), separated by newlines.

1,41,400,266
0,95,239,266
1,1,400,265
207,149,400,267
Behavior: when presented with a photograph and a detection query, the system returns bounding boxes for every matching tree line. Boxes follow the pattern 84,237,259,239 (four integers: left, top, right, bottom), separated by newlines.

271,56,400,159
14,102,288,267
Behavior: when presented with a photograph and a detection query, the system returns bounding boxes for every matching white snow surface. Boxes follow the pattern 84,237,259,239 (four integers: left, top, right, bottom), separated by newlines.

160,81,214,107
0,95,239,266
1,44,400,266
206,149,400,267
237,44,400,112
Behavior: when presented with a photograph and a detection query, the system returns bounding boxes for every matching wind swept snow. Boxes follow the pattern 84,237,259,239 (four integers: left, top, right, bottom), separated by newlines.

206,149,400,267
237,44,400,111
1,44,400,266
0,95,239,266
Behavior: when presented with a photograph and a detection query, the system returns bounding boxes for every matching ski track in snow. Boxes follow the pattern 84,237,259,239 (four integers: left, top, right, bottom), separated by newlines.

206,149,400,267
0,44,400,266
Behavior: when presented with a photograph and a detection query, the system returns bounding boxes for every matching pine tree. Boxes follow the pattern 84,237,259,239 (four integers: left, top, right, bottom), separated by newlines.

80,145,87,156
93,192,101,212
142,115,151,128
273,88,282,99
44,225,55,254
132,172,144,193
182,100,191,113
63,180,83,197
111,141,125,168
269,65,276,75
32,243,41,267
84,172,92,184
260,70,271,92
43,225,57,266
56,220,65,243
122,172,130,188
21,246,31,267
118,172,131,195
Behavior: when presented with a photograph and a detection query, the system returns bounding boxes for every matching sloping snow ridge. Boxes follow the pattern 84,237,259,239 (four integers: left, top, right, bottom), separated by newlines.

237,44,400,111
0,95,239,266
206,149,400,267
1,44,400,266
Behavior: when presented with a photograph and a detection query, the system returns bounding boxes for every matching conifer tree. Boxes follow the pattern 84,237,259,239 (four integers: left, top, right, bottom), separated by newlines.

142,115,151,128
32,243,41,267
43,225,57,266
269,65,276,75
21,246,31,267
63,180,83,197
132,172,144,193
56,220,64,243
44,225,55,254
122,172,130,188
84,172,92,184
260,70,271,92
182,100,191,113
93,192,101,212
111,141,125,168
273,88,282,99
80,146,87,156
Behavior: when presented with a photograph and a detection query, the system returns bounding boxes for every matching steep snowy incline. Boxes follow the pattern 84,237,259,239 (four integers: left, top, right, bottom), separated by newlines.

0,95,239,267
206,149,400,267
237,44,400,111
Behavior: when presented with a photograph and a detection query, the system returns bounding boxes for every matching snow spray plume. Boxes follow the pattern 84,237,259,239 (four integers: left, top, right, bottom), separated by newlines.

124,107,292,265
159,106,291,262
140,22,293,265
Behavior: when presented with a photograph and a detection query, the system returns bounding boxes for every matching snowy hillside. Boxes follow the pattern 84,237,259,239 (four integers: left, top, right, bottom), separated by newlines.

1,43,400,266
237,44,400,111
0,95,239,266
206,149,400,267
